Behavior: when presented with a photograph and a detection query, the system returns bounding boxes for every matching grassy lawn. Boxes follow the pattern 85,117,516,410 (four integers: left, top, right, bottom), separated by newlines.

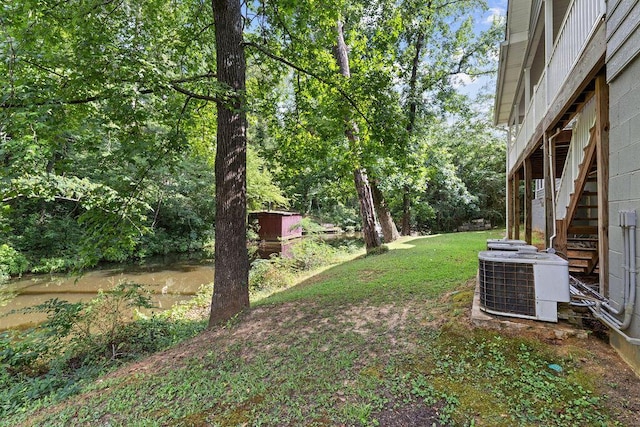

6,231,635,426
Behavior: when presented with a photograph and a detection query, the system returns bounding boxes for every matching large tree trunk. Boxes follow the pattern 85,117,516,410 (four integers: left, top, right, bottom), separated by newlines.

371,180,400,242
334,20,381,252
401,185,412,236
354,168,381,250
209,0,249,326
406,31,424,135
401,30,425,237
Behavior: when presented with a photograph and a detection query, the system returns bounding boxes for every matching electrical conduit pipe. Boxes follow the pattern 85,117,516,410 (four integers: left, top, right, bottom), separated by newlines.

592,210,640,344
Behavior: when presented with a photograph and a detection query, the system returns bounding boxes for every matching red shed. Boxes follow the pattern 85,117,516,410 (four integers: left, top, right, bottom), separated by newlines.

249,211,303,241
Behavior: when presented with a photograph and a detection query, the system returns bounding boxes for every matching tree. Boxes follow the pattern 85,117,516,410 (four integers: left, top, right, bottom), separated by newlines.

333,20,381,252
392,0,503,233
371,180,401,242
209,0,250,325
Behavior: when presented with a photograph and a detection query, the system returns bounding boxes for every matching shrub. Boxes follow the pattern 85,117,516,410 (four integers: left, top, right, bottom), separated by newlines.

249,257,296,292
289,238,337,271
0,282,206,417
0,244,29,279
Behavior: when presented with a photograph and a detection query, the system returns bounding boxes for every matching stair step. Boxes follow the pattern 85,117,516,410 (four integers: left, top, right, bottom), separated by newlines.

568,253,597,261
568,237,599,242
567,246,597,251
577,205,599,209
570,259,592,267
570,266,589,273
568,225,598,235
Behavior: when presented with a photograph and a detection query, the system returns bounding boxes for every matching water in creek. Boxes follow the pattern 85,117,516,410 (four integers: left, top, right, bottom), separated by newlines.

1,234,363,331
0,260,214,331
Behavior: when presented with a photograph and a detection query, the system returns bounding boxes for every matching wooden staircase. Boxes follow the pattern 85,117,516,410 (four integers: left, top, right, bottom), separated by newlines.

566,157,599,274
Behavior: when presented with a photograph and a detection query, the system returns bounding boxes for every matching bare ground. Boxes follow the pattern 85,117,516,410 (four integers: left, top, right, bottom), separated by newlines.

95,286,640,426
25,281,640,426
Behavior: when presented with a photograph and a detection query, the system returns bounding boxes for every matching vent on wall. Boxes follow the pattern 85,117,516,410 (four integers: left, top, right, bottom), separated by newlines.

478,250,570,322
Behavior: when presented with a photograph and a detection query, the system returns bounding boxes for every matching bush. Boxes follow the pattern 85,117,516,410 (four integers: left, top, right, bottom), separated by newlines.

249,257,296,292
0,244,29,279
248,235,359,294
0,282,205,417
289,238,337,271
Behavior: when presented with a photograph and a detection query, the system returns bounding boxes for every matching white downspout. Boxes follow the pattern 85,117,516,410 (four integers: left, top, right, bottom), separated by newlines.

547,128,562,249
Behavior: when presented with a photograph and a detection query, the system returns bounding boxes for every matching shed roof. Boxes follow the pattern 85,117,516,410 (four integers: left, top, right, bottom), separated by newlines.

249,211,301,216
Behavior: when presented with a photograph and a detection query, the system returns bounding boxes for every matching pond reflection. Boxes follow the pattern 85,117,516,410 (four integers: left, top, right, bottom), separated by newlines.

0,260,214,331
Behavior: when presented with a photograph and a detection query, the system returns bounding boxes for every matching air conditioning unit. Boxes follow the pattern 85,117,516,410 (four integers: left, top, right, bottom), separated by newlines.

487,242,539,252
478,250,570,322
486,238,527,250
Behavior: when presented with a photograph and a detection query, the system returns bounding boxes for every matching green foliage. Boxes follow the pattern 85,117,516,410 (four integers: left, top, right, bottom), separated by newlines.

0,244,29,282
249,234,360,295
0,282,205,417
289,238,339,270
247,147,289,211
291,217,325,235
249,257,297,293
366,244,389,256
249,0,504,235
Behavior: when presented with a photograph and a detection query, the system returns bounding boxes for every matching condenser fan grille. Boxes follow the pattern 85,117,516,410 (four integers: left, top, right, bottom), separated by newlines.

479,260,535,316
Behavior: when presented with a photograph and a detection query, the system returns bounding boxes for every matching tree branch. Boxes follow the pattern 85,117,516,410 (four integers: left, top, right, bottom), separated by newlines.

170,83,221,103
244,41,375,130
0,72,220,108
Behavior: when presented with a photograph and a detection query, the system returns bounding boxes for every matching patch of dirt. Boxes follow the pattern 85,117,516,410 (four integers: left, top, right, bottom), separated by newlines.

374,401,442,426
573,337,640,427
28,280,640,426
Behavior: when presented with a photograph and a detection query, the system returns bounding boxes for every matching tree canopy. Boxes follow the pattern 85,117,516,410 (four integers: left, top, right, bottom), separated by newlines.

1,0,505,321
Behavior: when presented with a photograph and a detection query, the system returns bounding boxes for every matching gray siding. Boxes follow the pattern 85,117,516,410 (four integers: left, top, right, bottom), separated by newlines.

607,0,640,82
608,53,640,341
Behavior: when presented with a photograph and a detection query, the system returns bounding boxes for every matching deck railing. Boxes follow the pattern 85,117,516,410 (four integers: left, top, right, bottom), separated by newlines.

547,0,605,105
508,70,547,172
507,0,605,175
555,96,596,220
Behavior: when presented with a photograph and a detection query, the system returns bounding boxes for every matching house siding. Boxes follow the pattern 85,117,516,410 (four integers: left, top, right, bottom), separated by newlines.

607,51,640,372
606,0,640,82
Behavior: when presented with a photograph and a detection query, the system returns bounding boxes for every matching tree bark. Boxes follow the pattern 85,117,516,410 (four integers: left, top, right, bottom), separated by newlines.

406,30,424,135
334,20,381,251
354,169,381,250
209,0,249,326
400,30,425,237
401,185,412,235
371,180,400,242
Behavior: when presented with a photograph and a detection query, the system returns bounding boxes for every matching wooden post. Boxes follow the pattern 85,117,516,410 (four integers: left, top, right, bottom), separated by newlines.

596,74,609,294
514,170,521,240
